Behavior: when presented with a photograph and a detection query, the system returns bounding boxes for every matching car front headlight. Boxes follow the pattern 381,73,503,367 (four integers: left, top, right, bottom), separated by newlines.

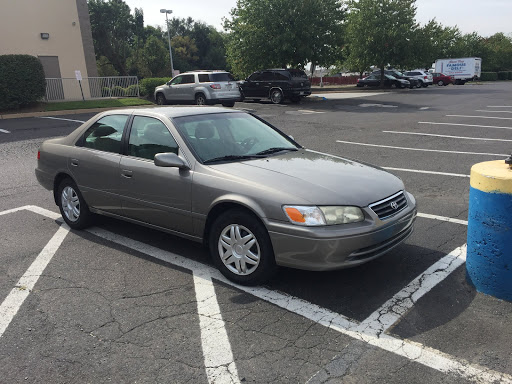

283,205,364,226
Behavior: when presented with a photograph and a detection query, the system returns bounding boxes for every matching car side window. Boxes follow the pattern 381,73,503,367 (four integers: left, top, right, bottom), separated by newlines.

274,72,289,81
181,74,195,84
82,115,129,154
128,116,179,160
261,72,274,81
198,74,210,83
170,76,183,85
248,73,262,81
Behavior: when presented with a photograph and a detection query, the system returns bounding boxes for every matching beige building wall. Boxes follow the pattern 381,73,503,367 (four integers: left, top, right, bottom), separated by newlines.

0,0,98,99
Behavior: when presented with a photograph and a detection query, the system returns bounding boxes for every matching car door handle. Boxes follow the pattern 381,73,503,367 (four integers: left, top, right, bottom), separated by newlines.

121,169,133,178
70,159,79,167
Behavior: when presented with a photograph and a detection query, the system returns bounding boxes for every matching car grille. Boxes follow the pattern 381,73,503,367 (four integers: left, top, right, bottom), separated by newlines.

369,191,408,220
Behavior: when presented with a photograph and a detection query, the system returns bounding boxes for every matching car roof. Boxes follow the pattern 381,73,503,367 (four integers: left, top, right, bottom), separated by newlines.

102,106,242,119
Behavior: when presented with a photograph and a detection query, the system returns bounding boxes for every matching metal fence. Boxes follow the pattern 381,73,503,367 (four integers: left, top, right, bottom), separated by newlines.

45,76,140,101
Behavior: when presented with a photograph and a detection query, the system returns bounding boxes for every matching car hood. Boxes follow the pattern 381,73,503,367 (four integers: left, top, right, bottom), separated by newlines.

210,150,404,207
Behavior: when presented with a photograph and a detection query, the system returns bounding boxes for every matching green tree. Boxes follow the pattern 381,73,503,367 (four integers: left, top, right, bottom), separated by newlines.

224,0,345,79
346,0,418,85
143,36,172,77
88,0,135,75
171,35,199,72
412,20,461,69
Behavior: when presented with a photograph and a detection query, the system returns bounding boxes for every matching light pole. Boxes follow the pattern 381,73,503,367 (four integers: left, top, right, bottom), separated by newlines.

160,9,175,77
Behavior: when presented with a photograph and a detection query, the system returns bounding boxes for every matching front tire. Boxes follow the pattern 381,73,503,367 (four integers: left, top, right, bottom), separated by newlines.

222,101,235,107
57,178,93,229
416,81,422,88
209,209,277,285
270,89,283,104
437,80,444,86
156,93,167,105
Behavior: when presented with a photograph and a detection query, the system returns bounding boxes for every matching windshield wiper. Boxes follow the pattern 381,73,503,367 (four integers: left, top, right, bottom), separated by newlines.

203,154,265,164
255,147,299,155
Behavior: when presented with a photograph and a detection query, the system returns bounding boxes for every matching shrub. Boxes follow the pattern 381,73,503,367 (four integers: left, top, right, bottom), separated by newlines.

140,77,171,97
480,72,498,81
0,54,46,110
497,71,509,80
124,84,139,96
509,71,512,80
111,85,125,97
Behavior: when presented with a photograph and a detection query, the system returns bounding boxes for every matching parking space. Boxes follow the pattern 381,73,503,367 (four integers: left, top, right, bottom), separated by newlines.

1,83,512,383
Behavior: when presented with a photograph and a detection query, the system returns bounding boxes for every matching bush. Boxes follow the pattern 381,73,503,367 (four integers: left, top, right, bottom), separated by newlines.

480,72,498,81
0,54,46,110
140,77,171,97
124,84,139,96
509,71,512,80
111,85,125,97
498,72,509,80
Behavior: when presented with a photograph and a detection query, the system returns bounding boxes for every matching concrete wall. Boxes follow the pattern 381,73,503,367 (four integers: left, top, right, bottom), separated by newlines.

0,0,97,88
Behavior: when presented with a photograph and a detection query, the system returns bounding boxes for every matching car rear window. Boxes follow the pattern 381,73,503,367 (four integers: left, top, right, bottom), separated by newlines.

209,73,235,82
198,74,210,83
289,70,308,79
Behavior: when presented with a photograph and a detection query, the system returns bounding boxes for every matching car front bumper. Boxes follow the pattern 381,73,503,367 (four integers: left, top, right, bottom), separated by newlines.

266,196,417,271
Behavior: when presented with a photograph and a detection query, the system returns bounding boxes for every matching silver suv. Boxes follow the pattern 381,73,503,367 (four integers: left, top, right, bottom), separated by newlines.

404,70,433,87
154,71,241,107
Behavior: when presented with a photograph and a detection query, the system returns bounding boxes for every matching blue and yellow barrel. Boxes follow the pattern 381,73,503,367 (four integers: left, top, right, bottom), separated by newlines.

467,159,512,301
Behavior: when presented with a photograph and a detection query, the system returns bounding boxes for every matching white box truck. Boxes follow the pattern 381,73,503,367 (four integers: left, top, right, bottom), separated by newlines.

434,57,482,84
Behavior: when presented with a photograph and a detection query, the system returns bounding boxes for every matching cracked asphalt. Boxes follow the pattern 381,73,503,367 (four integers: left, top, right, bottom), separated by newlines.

1,82,511,383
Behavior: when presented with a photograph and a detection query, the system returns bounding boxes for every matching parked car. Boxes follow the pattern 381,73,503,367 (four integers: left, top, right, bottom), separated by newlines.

357,74,410,88
154,70,241,107
238,68,311,104
35,107,416,285
404,70,433,87
432,72,454,86
372,70,420,88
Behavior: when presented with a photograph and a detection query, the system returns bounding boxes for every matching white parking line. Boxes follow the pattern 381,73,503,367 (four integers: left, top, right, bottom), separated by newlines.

356,245,467,336
447,114,512,120
194,272,240,384
38,117,86,123
336,140,508,156
0,224,69,338
3,206,509,383
0,129,10,134
383,167,469,178
418,121,512,130
383,130,512,142
297,109,326,114
417,213,468,225
487,106,512,108
475,110,512,114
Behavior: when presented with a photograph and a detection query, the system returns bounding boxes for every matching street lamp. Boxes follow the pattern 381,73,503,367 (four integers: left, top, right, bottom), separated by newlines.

160,9,175,77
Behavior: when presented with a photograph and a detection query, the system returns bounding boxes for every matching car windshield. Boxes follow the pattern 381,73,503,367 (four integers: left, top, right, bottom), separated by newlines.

209,73,235,82
173,112,299,163
394,71,404,77
385,75,397,80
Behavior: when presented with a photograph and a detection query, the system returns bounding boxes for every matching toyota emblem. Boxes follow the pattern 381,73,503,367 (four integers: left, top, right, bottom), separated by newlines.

390,202,399,210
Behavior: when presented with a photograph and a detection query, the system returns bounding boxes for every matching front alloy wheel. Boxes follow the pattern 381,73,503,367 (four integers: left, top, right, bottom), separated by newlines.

209,209,277,285
218,224,260,276
195,94,207,106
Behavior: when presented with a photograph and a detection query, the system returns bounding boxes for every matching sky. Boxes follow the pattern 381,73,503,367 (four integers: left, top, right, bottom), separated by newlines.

124,0,511,37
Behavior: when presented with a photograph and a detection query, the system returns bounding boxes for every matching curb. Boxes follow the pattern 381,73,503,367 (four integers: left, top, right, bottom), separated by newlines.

0,104,155,120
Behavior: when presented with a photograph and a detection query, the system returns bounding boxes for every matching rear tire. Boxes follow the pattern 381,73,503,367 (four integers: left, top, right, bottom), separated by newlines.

416,81,422,88
57,178,93,230
437,80,444,86
270,89,283,104
195,93,207,106
209,209,277,285
222,101,235,107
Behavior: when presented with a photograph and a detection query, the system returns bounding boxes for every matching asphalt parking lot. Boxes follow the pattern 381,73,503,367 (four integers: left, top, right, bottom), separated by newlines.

1,83,512,383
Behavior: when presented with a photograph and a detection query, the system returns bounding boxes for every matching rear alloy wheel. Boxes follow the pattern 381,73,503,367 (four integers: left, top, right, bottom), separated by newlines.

270,89,283,104
57,178,92,229
156,93,167,105
422,83,429,88
209,209,277,285
195,93,207,106
437,80,444,86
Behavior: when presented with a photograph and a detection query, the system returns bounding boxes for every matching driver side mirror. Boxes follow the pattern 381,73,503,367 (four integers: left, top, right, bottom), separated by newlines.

154,153,189,169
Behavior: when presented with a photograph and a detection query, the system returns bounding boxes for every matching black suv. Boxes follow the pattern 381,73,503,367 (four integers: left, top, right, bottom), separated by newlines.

372,69,420,89
239,69,311,104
